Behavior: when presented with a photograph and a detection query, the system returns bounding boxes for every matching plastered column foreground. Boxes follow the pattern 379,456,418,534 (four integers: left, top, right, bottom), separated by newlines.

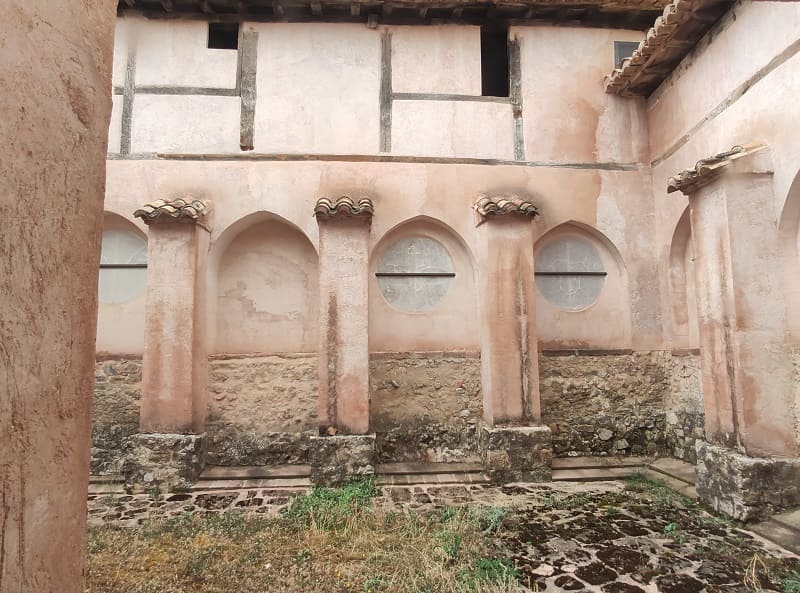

669,146,800,520
0,2,115,592
125,200,210,492
136,200,211,434
474,196,552,482
315,197,374,435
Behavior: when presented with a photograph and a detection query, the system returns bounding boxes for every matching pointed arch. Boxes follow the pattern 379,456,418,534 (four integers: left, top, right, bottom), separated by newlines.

96,211,148,355
534,221,632,349
779,169,800,343
369,215,479,352
209,211,319,354
668,207,699,349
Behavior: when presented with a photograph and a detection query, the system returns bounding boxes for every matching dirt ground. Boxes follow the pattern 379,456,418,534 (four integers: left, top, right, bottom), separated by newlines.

86,477,800,593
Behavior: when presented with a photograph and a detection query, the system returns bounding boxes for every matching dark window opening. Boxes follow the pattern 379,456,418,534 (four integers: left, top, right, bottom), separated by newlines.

208,22,240,50
481,26,510,98
614,41,640,69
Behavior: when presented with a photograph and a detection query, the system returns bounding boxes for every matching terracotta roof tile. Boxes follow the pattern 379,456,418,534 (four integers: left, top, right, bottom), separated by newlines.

314,196,374,219
133,197,210,225
474,195,539,218
667,143,766,195
604,0,735,97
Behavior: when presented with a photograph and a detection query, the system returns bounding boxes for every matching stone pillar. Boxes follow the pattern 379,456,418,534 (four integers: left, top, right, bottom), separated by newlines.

310,196,376,486
474,195,552,482
124,198,211,492
1,3,115,591
668,144,800,521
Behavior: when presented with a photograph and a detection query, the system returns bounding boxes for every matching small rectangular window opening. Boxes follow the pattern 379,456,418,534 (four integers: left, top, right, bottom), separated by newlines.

208,22,240,50
614,41,639,69
481,25,510,98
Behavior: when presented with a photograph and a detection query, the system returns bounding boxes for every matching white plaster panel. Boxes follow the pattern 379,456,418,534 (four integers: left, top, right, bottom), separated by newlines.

515,26,644,163
107,94,123,154
134,20,238,88
391,100,514,159
253,23,381,154
130,95,241,154
391,26,481,95
112,18,136,88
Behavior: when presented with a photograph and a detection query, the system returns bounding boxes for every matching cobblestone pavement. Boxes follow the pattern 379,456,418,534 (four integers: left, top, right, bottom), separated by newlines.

88,480,800,592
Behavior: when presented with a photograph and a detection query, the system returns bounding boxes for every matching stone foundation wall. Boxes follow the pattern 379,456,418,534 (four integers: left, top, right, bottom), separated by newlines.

370,353,482,463
205,354,318,465
665,352,705,463
540,351,669,457
696,441,800,521
92,358,142,475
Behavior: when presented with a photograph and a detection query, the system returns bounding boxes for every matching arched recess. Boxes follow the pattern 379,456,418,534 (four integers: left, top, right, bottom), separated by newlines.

368,216,481,463
667,208,700,350
779,170,800,344
210,212,319,354
204,212,320,467
534,221,631,349
96,212,148,355
369,216,479,351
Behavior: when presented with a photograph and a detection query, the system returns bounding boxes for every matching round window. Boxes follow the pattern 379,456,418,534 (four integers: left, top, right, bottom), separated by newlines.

376,236,454,312
535,236,606,311
98,228,148,303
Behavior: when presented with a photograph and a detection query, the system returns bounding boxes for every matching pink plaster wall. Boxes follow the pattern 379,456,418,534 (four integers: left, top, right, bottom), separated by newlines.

0,1,115,590
215,219,319,354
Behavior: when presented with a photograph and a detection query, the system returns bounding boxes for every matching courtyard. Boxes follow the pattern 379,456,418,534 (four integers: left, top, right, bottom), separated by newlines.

86,476,800,593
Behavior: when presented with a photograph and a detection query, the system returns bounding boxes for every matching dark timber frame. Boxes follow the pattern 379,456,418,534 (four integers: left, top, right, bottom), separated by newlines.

118,1,666,30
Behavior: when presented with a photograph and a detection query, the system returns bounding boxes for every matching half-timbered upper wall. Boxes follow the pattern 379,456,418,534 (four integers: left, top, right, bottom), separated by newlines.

108,17,645,162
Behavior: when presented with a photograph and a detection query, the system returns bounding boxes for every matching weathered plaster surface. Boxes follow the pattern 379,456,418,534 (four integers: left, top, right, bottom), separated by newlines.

370,353,482,463
205,354,318,465
92,359,142,475
215,219,319,354
0,2,115,590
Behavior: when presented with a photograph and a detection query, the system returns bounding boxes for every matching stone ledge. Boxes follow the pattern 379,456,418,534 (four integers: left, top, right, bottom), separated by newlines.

480,425,553,483
123,433,205,493
695,441,800,522
309,434,376,487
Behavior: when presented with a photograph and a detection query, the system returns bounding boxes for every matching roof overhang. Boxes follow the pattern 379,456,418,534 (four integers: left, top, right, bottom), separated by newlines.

118,0,669,29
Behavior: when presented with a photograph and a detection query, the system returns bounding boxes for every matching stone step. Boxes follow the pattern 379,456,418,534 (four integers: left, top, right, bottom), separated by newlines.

552,467,639,481
376,472,490,486
201,465,311,480
376,462,485,475
639,469,698,499
552,456,650,470
751,510,800,555
647,458,696,485
193,476,312,490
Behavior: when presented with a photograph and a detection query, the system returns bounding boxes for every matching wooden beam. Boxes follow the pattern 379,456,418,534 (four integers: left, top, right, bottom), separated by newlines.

350,2,360,15
419,7,427,18
123,0,135,6
160,0,173,10
382,2,392,16
273,0,284,15
367,13,378,28
311,1,322,15
201,0,213,13
451,7,462,19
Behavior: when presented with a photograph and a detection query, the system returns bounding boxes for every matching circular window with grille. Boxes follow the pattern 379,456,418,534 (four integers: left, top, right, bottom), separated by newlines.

535,236,606,311
376,236,455,312
98,228,148,303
